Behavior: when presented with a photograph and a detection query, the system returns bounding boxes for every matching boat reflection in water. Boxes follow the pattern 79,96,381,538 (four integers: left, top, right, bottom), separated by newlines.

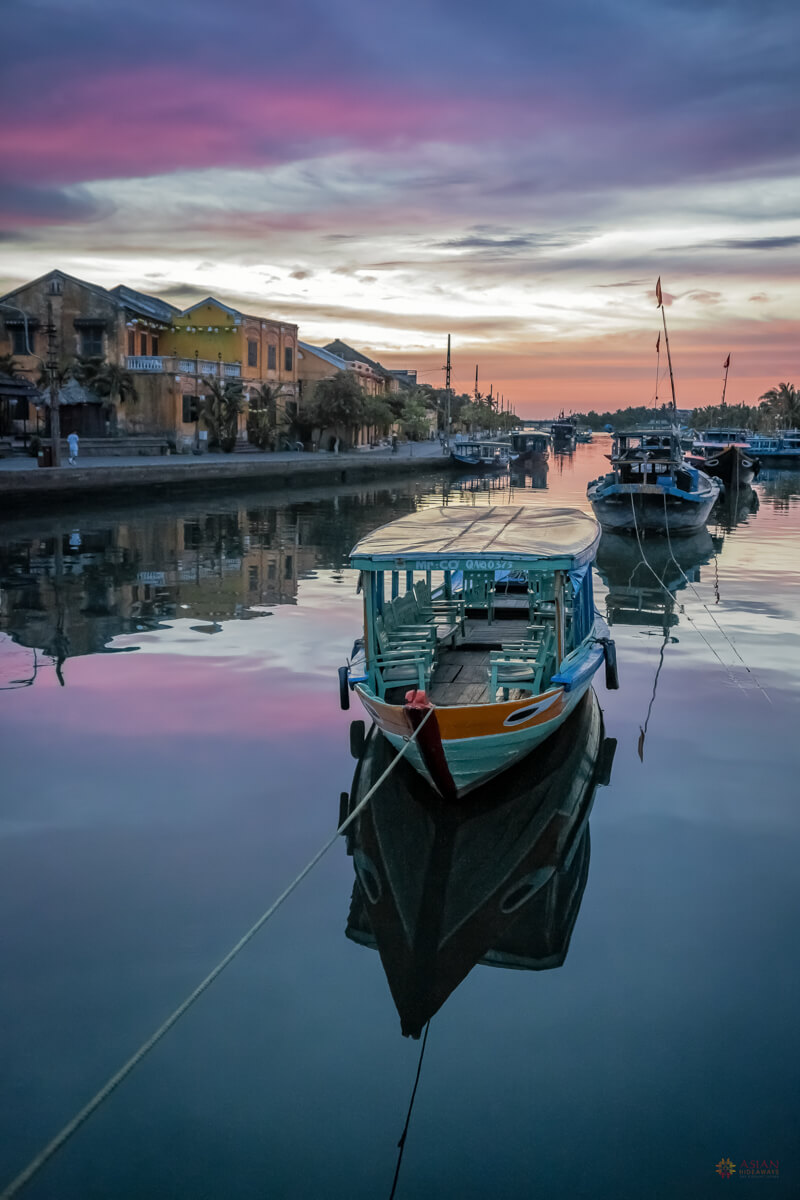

713,482,759,533
595,528,719,633
342,690,616,1038
510,461,549,490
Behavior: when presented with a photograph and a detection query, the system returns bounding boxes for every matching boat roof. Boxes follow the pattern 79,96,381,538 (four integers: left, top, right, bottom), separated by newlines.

350,506,600,571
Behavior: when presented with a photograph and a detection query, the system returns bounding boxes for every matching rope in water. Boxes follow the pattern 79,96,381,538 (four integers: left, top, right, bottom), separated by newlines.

660,491,772,704
628,493,750,697
388,1020,431,1200
0,707,433,1200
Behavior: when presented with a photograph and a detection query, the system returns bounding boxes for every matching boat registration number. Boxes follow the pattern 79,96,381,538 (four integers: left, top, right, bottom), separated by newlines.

412,558,515,570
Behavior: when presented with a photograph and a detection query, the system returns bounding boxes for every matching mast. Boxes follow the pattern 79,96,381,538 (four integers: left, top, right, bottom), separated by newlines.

655,277,677,417
474,364,479,402
445,335,452,447
721,353,731,409
655,332,661,410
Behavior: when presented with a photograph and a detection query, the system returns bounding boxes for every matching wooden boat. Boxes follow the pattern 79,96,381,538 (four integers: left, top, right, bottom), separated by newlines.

587,428,721,535
551,414,576,446
450,439,510,470
343,689,616,1036
510,430,550,462
747,431,800,465
341,505,618,799
686,435,759,485
575,429,593,443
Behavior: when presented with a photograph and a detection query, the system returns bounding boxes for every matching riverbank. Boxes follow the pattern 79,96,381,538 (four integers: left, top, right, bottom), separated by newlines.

0,443,451,513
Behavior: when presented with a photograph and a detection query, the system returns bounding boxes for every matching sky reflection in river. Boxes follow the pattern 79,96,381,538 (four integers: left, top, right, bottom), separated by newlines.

1,440,799,1199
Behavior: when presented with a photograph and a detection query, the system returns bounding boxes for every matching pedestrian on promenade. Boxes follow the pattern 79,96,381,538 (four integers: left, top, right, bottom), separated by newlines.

67,432,79,465
391,434,398,454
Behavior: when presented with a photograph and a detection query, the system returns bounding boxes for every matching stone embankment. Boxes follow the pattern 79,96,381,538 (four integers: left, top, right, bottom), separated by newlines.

0,449,450,511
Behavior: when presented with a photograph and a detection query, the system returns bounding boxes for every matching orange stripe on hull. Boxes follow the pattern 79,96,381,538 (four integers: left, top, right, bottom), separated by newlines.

355,686,565,741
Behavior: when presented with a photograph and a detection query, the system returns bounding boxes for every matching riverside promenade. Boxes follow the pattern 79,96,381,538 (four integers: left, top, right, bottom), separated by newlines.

0,440,450,510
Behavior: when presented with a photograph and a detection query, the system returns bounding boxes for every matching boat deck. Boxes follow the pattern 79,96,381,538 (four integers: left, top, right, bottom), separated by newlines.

386,617,537,705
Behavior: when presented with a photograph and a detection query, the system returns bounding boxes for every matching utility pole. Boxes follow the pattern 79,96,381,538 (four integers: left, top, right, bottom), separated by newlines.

445,334,451,449
46,300,62,466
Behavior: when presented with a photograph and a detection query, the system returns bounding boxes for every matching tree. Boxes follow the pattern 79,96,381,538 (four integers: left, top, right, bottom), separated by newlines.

90,362,139,407
397,392,430,440
201,378,244,452
307,373,365,447
759,382,800,429
247,383,288,450
361,392,393,442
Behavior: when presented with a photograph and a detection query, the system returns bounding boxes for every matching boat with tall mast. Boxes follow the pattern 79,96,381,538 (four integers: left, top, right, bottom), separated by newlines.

587,278,721,535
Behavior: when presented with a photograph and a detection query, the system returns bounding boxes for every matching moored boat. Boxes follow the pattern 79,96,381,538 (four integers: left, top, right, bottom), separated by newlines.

686,439,759,485
510,430,551,462
551,414,576,446
342,689,615,1036
747,431,800,465
587,428,721,535
341,505,618,799
450,439,511,470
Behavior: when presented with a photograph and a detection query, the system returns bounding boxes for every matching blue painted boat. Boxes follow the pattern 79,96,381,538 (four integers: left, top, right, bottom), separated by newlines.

587,428,721,535
450,439,510,469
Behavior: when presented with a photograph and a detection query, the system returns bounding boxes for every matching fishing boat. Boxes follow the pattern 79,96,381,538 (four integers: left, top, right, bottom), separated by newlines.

686,429,759,485
747,431,800,465
510,430,550,462
551,414,576,447
342,689,616,1037
450,439,511,470
575,429,593,444
587,428,721,535
340,505,618,799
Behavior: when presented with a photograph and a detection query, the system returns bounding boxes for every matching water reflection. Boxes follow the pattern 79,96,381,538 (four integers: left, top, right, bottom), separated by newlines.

712,483,759,532
0,489,423,680
757,467,800,510
343,690,615,1037
510,461,549,490
595,528,719,633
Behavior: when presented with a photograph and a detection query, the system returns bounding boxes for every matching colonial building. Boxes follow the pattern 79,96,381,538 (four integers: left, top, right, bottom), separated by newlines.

0,271,298,448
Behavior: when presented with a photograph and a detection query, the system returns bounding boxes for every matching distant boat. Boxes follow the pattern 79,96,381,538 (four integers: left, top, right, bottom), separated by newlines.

587,428,721,535
510,430,550,462
343,689,616,1037
551,414,576,446
450,439,511,470
747,430,800,465
342,505,618,799
575,429,593,443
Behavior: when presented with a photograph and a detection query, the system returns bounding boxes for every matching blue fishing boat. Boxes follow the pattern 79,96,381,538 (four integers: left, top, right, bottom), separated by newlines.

747,431,800,465
587,428,721,535
340,505,618,799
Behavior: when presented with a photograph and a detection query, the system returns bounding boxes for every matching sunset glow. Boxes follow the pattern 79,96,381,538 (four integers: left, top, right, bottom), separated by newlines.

2,0,798,415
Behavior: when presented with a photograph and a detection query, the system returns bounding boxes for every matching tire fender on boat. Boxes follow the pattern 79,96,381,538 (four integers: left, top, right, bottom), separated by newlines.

595,637,620,690
338,665,351,710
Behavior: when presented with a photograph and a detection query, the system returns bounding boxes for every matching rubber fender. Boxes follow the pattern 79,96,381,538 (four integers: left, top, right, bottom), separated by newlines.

603,639,620,690
338,665,350,710
338,791,350,830
349,719,366,759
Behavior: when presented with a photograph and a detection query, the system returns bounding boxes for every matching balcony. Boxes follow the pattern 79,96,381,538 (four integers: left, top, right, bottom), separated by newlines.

126,356,241,378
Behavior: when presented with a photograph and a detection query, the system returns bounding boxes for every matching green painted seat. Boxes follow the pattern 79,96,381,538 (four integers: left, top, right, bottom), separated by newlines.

488,627,556,701
372,648,432,699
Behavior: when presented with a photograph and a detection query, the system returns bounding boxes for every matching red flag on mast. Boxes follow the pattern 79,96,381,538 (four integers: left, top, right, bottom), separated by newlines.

656,333,661,353
655,277,663,307
723,353,731,369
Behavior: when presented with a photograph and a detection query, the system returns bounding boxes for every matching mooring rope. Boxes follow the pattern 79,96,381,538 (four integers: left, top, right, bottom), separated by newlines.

0,708,433,1200
628,494,750,697
388,1020,431,1200
661,491,772,704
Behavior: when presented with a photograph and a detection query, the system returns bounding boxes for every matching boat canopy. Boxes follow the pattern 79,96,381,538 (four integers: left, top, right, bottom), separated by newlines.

350,506,600,572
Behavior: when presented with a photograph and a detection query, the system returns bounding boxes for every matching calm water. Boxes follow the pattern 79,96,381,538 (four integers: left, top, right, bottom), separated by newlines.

1,441,798,1199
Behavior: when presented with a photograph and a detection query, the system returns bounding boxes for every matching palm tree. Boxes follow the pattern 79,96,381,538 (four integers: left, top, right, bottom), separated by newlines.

91,362,139,407
201,378,244,451
247,382,288,450
759,382,800,429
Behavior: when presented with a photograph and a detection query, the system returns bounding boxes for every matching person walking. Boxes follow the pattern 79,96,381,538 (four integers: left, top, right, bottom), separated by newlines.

67,431,79,465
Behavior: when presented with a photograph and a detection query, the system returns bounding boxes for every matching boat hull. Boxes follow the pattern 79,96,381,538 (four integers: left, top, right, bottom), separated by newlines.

354,624,608,798
450,452,509,470
686,444,758,485
587,479,720,535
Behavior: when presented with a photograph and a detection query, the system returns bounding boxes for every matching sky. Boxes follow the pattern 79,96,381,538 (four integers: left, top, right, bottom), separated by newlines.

1,0,798,416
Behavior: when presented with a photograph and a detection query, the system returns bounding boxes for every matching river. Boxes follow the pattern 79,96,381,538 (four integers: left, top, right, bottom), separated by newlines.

1,439,798,1198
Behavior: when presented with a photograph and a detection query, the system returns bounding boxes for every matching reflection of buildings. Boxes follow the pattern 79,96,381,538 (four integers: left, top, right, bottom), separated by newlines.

343,691,615,1037
0,488,422,677
595,529,718,633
